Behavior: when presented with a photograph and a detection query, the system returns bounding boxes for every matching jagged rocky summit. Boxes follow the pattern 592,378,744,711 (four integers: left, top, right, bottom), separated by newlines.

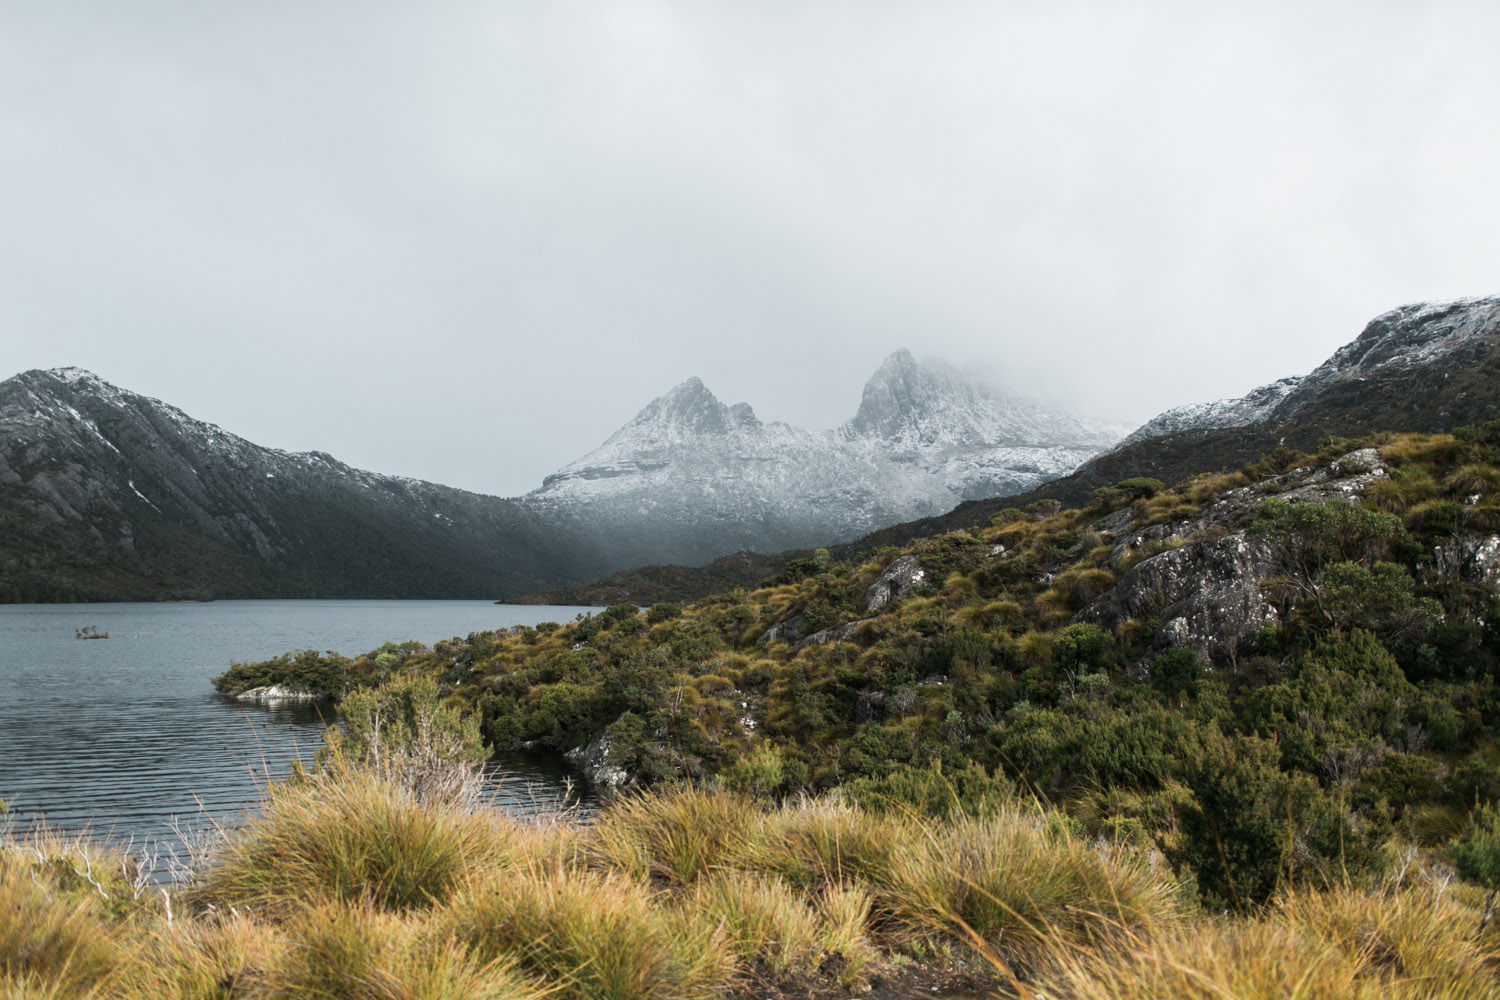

952,294,1500,517
520,350,1128,570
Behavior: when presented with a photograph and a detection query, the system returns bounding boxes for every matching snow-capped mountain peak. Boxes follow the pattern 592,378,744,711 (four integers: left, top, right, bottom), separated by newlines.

846,351,1125,450
525,350,1127,569
1119,294,1500,449
620,377,762,440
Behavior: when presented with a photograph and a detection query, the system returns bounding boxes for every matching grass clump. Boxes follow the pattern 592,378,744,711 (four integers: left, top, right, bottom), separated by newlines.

253,901,543,1000
681,872,825,983
589,786,764,885
871,806,1189,971
194,765,517,914
0,853,120,996
120,912,280,1000
1040,883,1500,1000
438,866,732,1000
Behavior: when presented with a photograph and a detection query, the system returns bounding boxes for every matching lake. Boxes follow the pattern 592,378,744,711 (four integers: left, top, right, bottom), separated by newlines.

0,600,602,850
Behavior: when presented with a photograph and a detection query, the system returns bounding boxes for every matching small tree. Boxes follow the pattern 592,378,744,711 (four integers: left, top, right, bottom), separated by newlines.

321,676,487,807
1149,647,1202,699
1250,498,1405,627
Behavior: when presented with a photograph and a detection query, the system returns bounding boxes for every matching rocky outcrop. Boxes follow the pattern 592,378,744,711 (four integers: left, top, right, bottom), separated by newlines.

1078,449,1402,665
796,618,877,650
1079,531,1282,663
564,730,632,788
1427,535,1500,589
759,610,812,646
864,555,927,612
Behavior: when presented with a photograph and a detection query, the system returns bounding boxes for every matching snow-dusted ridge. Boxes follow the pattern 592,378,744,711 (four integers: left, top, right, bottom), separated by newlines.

1117,377,1303,448
1119,294,1500,447
1,355,1130,595
7,294,1500,600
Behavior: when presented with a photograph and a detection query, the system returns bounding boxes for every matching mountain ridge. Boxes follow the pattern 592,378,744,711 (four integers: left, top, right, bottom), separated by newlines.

1,351,1118,602
518,294,1500,605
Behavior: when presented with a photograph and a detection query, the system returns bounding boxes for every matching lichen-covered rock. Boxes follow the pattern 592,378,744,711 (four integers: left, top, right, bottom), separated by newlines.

759,609,811,646
565,729,631,788
1426,535,1500,589
1078,530,1282,663
796,617,877,650
864,555,926,613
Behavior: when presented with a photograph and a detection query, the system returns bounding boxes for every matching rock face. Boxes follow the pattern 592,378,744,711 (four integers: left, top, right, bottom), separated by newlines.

1073,443,1500,667
864,555,928,613
1073,446,1500,666
1079,532,1282,663
1428,535,1500,589
523,351,1127,572
564,730,631,788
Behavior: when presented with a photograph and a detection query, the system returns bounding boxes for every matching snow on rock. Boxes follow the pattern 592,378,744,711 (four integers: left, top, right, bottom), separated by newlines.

1118,377,1302,447
1119,295,1500,447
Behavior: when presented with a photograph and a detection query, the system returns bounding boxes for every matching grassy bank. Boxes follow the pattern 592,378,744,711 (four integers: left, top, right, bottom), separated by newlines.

4,766,1498,999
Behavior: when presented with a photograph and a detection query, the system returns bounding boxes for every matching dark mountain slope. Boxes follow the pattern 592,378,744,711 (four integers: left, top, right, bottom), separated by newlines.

0,368,581,601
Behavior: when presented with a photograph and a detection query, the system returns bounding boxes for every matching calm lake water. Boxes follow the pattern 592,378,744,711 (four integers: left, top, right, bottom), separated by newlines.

0,600,602,849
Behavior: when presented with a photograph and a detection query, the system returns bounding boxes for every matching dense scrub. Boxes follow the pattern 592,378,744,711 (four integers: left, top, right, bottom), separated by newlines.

223,423,1500,913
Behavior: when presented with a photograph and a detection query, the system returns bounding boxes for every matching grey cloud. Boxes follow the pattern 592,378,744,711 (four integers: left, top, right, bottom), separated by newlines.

4,1,1498,496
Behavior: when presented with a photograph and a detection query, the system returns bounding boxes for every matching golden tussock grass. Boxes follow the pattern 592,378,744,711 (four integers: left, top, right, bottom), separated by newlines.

1036,882,1500,1000
192,765,528,914
438,866,733,1000
5,774,1500,999
0,853,121,996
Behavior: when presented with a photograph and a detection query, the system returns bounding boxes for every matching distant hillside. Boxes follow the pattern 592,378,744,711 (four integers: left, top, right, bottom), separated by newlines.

510,550,798,608
0,368,582,601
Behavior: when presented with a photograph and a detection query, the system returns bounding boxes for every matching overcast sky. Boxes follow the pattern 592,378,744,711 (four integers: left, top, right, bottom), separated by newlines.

4,2,1498,497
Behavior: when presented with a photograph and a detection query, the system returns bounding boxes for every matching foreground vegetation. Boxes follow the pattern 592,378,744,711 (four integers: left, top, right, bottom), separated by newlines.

5,754,1499,999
